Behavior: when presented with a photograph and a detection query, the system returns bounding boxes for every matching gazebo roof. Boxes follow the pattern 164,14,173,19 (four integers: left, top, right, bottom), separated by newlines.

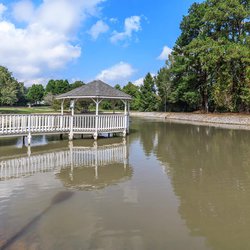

56,80,132,100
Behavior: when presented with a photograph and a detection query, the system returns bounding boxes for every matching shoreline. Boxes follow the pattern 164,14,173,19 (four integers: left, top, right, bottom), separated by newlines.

130,112,250,130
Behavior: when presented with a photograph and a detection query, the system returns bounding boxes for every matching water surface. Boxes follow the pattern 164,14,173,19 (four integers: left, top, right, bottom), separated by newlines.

0,118,250,250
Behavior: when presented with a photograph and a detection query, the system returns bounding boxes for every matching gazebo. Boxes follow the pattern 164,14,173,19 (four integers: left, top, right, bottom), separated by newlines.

0,80,132,145
56,80,132,140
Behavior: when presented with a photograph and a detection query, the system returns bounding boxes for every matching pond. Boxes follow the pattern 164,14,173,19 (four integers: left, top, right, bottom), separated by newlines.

0,118,250,250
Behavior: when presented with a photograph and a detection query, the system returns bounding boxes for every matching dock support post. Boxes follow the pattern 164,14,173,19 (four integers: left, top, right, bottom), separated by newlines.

22,136,25,146
93,132,98,140
27,133,32,145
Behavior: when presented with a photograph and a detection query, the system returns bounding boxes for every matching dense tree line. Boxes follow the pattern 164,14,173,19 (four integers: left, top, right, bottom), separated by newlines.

0,0,249,112
160,0,250,112
0,66,85,107
123,0,249,113
124,0,250,113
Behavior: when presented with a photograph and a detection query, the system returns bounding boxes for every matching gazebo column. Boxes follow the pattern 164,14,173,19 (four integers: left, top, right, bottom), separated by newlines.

61,99,65,115
69,100,75,141
70,100,75,116
122,100,128,137
60,99,65,139
92,98,102,140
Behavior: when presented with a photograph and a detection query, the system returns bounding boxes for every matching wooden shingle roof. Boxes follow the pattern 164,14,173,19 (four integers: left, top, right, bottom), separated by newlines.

56,80,132,100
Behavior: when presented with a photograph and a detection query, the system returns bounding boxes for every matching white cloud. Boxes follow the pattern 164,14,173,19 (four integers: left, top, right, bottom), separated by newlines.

157,46,172,60
0,0,104,84
88,20,109,40
109,17,118,23
133,73,156,86
22,77,48,86
12,0,35,23
110,16,141,44
133,77,144,86
96,62,136,83
0,3,7,19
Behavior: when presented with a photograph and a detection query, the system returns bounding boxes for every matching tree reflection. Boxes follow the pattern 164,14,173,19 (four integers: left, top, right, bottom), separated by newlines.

136,118,160,156
144,120,250,250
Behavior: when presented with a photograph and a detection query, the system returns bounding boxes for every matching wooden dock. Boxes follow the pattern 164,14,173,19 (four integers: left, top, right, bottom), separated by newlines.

0,113,129,144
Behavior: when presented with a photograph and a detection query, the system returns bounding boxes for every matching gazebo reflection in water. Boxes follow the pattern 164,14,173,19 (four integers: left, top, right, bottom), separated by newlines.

0,139,132,190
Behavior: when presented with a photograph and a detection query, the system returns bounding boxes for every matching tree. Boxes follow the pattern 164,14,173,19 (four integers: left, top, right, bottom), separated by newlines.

44,92,55,106
167,0,250,112
0,66,20,105
16,82,28,106
123,82,140,110
45,79,70,95
45,80,56,94
202,0,250,111
139,73,160,111
114,84,122,91
26,84,45,104
70,80,85,90
155,66,171,112
168,2,210,112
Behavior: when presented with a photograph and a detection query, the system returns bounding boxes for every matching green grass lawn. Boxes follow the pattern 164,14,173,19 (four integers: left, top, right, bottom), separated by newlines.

0,106,56,114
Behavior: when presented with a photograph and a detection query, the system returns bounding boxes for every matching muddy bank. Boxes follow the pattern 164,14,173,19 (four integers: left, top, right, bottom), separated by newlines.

130,112,250,130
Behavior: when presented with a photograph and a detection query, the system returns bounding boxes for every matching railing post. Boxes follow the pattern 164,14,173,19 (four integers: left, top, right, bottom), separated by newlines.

27,115,32,145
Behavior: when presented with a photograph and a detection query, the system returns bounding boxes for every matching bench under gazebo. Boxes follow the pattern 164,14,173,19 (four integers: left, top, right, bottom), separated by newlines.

0,80,132,144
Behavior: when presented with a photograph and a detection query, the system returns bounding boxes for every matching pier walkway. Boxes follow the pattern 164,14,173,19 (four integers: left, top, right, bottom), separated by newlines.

0,113,128,143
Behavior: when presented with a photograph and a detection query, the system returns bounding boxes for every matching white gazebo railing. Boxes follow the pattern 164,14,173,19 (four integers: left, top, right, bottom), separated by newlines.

0,114,129,144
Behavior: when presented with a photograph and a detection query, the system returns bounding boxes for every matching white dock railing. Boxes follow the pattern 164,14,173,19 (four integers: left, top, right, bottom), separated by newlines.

0,115,71,134
0,114,128,142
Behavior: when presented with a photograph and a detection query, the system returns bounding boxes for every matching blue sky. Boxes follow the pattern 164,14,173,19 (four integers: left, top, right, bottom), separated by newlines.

0,0,201,86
